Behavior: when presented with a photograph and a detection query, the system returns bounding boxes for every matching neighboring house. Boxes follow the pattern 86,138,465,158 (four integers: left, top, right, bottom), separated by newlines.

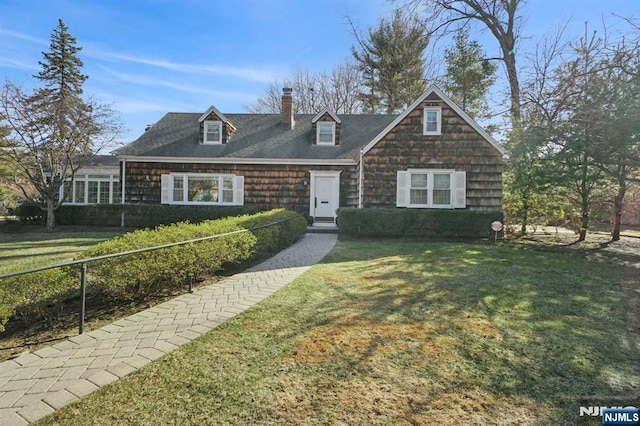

113,86,504,224
59,155,122,205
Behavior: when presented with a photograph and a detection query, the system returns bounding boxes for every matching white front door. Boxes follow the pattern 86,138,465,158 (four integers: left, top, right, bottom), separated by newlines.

310,171,340,222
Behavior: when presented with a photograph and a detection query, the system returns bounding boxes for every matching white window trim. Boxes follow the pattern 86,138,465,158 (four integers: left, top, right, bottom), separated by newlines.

316,122,336,146
162,173,244,206
397,169,466,209
423,106,442,135
60,173,121,205
203,120,223,144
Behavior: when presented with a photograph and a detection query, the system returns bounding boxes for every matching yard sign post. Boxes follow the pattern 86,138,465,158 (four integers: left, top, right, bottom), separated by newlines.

491,221,503,242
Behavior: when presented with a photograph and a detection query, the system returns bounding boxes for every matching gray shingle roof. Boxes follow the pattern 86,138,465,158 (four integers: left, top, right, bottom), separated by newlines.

114,113,398,162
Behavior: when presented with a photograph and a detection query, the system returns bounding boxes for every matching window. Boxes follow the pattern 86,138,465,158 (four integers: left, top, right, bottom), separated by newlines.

316,122,335,145
432,173,451,205
173,176,184,202
161,173,244,205
423,106,442,135
397,170,466,208
60,173,120,205
410,173,429,205
204,121,222,144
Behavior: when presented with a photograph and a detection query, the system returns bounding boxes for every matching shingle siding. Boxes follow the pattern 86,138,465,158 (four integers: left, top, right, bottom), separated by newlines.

125,162,358,216
362,100,503,211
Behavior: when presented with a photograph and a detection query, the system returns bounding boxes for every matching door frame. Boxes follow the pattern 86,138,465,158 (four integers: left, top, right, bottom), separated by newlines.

309,170,341,223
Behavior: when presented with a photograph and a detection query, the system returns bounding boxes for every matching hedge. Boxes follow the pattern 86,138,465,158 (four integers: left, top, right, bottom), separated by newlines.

81,209,307,299
0,209,307,332
59,204,263,227
13,203,264,227
0,266,77,333
337,208,504,238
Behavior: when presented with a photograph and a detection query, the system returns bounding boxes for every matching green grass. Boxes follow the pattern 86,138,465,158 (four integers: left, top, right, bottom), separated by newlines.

37,240,639,425
0,227,129,273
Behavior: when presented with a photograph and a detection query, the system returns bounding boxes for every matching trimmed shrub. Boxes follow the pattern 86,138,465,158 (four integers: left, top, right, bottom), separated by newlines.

0,267,76,332
237,209,309,257
337,208,504,238
0,209,306,333
54,204,259,227
80,209,307,300
13,203,45,223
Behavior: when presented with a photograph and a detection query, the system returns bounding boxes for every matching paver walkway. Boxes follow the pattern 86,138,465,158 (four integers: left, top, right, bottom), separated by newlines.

0,233,338,425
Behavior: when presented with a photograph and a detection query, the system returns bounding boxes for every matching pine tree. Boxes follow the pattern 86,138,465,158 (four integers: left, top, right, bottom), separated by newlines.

352,9,429,113
442,29,497,122
36,19,88,99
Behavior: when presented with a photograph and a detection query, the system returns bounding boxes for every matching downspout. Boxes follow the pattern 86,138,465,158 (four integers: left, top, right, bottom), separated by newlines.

120,159,126,227
358,150,364,208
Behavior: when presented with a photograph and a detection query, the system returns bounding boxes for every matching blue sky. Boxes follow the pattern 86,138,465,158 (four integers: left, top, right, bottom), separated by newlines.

0,0,637,148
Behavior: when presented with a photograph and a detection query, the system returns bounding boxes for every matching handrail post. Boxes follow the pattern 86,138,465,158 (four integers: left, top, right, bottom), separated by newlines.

79,263,87,335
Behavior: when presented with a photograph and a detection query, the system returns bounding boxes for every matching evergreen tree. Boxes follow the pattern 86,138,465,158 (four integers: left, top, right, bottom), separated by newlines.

36,19,88,100
352,9,429,113
442,29,497,122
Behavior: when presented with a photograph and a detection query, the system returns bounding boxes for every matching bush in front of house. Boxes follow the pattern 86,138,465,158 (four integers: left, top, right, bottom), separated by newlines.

80,209,307,300
0,266,77,333
54,204,259,227
337,208,504,238
13,203,46,223
0,209,306,333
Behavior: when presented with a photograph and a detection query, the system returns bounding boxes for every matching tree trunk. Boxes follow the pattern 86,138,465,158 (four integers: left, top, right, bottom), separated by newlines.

579,209,588,242
503,50,521,127
520,195,529,235
611,176,626,242
578,181,589,242
46,199,56,232
577,156,590,242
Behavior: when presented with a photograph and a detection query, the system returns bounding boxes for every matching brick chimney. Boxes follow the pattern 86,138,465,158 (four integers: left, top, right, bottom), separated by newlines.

281,87,294,129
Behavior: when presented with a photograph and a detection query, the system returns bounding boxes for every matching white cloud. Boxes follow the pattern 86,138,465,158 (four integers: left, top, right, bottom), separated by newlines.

88,49,284,83
96,67,259,103
0,57,39,71
0,29,47,45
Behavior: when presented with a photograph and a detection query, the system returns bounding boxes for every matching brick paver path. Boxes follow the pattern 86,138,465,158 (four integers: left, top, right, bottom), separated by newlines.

0,233,337,425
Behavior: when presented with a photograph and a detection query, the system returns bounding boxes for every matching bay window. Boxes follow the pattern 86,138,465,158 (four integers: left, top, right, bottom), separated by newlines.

61,173,121,205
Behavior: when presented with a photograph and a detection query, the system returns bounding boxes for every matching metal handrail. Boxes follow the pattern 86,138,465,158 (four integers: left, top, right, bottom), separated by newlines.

0,217,296,334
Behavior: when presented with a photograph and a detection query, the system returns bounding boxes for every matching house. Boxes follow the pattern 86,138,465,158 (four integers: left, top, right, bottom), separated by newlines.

113,86,504,224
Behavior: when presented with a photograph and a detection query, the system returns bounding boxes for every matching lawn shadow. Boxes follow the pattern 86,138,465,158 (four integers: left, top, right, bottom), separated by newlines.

284,240,640,423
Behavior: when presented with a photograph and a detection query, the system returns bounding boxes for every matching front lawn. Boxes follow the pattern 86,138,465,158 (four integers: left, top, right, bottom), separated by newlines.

38,239,639,425
0,226,129,272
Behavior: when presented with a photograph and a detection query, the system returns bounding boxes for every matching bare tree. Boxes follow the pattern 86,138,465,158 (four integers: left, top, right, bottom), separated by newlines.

245,60,364,114
410,0,525,126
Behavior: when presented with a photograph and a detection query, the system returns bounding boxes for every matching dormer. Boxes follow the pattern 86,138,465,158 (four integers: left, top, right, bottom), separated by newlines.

311,108,341,146
198,106,236,145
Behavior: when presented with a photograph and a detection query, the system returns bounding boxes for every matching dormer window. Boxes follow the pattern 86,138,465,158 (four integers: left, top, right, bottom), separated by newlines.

204,121,222,144
317,122,336,145
423,106,442,135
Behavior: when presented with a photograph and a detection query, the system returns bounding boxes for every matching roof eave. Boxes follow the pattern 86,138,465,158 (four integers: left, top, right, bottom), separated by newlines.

115,155,357,166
